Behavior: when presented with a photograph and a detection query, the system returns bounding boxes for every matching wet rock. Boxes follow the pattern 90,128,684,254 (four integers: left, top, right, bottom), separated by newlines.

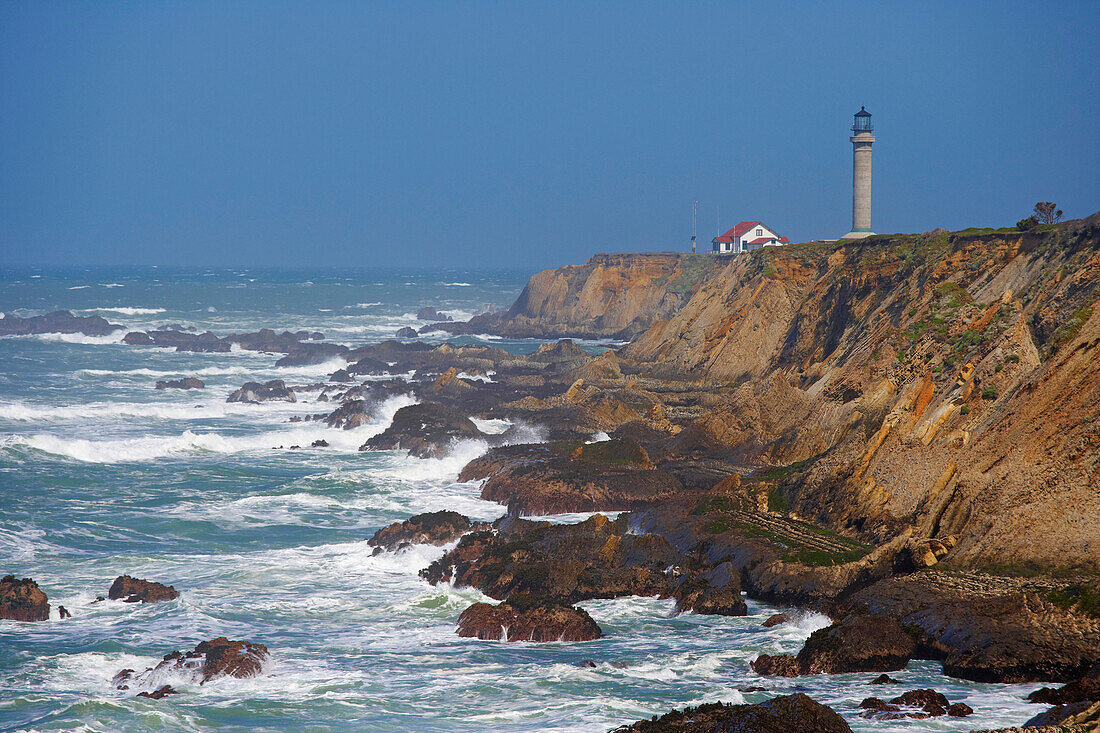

0,310,123,337
324,399,374,430
762,613,789,628
417,306,452,322
421,513,683,604
860,689,973,720
395,326,418,338
329,368,353,382
155,377,204,390
611,693,853,732
0,575,49,621
311,439,329,448
459,439,684,515
752,614,915,676
107,575,180,603
58,605,71,619
227,379,296,404
274,342,347,367
368,511,489,551
361,402,484,458
137,685,179,699
1029,661,1100,704
859,697,899,713
456,599,601,642
1023,700,1098,728
835,574,1100,683
870,673,900,684
946,702,974,717
112,637,269,691
669,562,747,616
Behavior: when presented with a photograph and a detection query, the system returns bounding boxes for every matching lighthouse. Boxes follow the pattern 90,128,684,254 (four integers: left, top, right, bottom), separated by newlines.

842,106,875,239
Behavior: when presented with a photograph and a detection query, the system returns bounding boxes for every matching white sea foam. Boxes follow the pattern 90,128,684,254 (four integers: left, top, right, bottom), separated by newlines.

80,306,166,315
67,285,90,290
31,331,128,345
444,282,472,287
100,283,125,288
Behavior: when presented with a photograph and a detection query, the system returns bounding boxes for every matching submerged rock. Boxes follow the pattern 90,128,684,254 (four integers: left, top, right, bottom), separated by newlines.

112,637,269,692
456,599,601,642
226,379,296,404
0,575,49,622
859,689,973,720
108,575,179,603
395,327,418,338
368,511,488,551
611,693,853,732
155,377,204,390
137,685,179,699
752,614,915,676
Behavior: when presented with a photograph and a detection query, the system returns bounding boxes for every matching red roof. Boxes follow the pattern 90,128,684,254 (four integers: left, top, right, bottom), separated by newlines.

746,237,774,245
712,235,734,243
716,221,760,239
778,236,790,243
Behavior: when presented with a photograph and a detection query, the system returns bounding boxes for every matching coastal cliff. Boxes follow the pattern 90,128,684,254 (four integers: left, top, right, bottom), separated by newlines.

624,215,1100,572
447,252,718,340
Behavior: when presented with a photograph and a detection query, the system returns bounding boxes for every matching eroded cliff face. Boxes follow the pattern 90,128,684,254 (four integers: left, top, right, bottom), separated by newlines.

458,253,718,339
625,216,1100,572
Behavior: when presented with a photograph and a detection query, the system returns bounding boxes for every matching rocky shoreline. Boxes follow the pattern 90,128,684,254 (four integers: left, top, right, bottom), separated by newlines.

4,216,1099,730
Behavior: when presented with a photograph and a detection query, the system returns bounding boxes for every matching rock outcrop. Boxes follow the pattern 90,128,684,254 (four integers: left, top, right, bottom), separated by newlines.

456,599,601,642
0,575,49,621
360,402,484,458
227,379,296,403
439,253,717,340
368,511,489,551
107,575,179,603
0,310,123,337
752,614,915,676
155,377,204,390
611,693,853,733
112,638,268,691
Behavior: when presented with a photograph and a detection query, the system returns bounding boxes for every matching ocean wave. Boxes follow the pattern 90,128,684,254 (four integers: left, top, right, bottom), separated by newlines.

346,302,382,309
443,282,472,286
67,285,90,290
80,306,166,315
0,398,304,423
100,283,125,288
19,331,128,345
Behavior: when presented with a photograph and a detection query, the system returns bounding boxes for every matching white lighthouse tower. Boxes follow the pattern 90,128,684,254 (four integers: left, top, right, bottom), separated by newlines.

842,106,875,239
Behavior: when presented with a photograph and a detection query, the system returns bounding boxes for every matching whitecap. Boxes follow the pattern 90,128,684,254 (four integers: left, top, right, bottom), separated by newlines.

80,306,165,315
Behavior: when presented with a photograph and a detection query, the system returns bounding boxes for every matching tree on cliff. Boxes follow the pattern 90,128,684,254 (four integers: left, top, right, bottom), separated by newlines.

1034,202,1064,225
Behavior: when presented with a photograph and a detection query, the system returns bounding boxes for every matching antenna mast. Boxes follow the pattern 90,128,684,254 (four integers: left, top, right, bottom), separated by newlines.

691,201,697,253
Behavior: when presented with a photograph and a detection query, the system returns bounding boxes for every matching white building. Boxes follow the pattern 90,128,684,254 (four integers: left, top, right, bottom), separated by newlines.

711,221,789,254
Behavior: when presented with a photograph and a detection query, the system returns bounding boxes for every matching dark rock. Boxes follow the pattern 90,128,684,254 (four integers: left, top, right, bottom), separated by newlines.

324,399,374,430
421,513,684,604
890,689,950,711
1029,661,1100,704
1024,700,1095,727
155,377,204,390
670,562,747,616
0,575,49,621
274,342,348,367
227,379,296,404
368,510,487,551
329,368,353,382
395,327,418,338
137,685,178,699
859,697,899,713
417,306,452,322
459,440,685,515
0,310,123,337
107,575,179,603
361,402,483,458
311,439,329,448
456,600,601,642
112,638,269,690
611,693,853,733
870,673,900,684
751,614,915,676
579,660,598,668
762,613,789,628
946,702,973,717
58,605,71,619
835,574,1100,683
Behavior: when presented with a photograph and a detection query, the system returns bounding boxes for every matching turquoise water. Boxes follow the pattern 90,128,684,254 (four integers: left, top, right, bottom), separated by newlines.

0,268,1045,731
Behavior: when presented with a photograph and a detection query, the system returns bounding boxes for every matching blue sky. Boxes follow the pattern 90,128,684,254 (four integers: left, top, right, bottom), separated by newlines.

1,1,1097,269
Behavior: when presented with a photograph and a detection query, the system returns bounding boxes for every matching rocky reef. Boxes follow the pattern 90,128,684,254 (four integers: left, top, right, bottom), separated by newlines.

612,693,853,733
112,637,269,692
0,575,49,621
107,575,180,603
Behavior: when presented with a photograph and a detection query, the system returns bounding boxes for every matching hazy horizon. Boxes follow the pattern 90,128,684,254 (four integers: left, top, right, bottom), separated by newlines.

2,1,1098,269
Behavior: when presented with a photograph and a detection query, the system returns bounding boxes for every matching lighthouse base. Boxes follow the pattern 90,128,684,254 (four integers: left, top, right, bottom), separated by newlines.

841,229,875,240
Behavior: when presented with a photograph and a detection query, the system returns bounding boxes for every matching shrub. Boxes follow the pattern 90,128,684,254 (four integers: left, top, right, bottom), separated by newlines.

981,386,998,400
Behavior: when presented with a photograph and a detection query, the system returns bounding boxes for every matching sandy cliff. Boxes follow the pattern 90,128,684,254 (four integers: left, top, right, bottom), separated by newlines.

624,216,1100,571
450,252,718,339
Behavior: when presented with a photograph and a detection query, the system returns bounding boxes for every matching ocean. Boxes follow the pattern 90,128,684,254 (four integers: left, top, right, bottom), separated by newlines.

0,266,1044,731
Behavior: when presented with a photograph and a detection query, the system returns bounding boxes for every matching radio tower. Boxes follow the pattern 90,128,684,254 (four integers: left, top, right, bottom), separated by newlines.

691,201,698,253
